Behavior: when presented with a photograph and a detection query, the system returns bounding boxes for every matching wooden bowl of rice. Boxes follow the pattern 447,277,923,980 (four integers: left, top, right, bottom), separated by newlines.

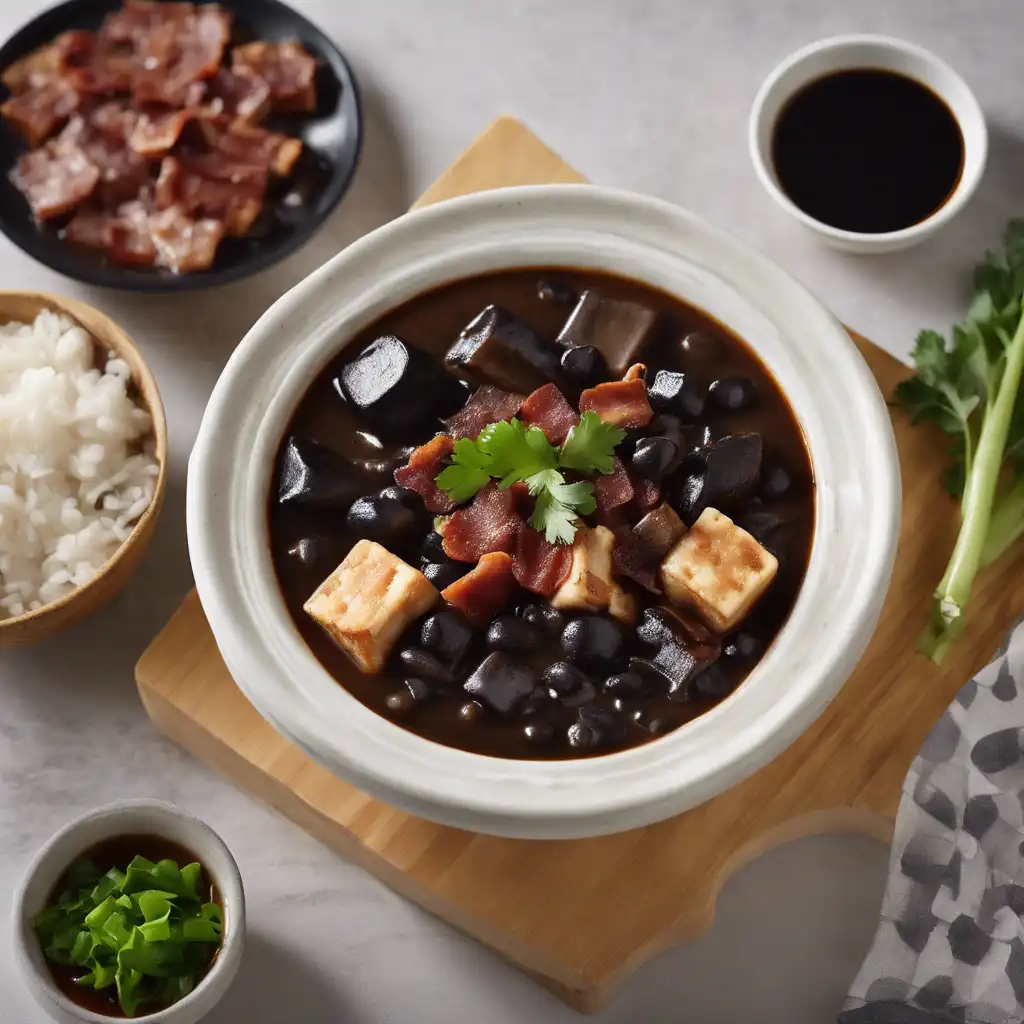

0,292,167,648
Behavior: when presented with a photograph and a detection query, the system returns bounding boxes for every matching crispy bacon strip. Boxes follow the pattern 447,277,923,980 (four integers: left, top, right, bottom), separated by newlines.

441,552,518,628
519,383,579,446
441,483,522,563
443,384,524,441
579,378,653,429
394,435,457,514
512,526,573,596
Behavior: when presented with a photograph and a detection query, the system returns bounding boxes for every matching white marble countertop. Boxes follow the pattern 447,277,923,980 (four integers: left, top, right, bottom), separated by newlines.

2,0,1021,1020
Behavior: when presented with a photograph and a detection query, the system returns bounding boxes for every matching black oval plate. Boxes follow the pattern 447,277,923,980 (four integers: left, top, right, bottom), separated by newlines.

0,0,363,291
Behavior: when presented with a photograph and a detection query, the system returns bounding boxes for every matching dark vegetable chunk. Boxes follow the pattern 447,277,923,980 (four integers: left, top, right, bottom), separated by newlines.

635,607,721,700
277,437,366,513
463,653,537,715
446,305,564,393
443,384,525,440
560,616,626,672
674,433,763,526
336,335,462,437
420,609,476,671
647,370,705,421
557,290,658,377
612,502,686,592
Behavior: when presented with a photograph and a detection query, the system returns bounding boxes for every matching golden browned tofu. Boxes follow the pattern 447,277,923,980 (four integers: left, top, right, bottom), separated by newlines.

660,508,778,633
608,582,638,625
304,540,439,673
551,526,615,614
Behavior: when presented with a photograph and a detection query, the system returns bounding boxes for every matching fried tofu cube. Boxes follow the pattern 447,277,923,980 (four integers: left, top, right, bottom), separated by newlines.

660,508,778,633
551,526,615,614
304,540,439,673
608,582,638,625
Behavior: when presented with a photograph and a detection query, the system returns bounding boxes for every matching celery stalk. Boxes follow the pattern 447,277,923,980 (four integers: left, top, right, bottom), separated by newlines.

921,304,1024,662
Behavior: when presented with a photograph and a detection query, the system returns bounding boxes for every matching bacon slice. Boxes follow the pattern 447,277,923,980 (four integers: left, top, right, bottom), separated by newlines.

1,82,81,147
11,143,99,220
100,1,196,45
2,31,94,94
64,209,114,250
109,200,158,266
89,100,140,142
441,552,518,628
633,477,661,510
579,378,653,429
232,40,317,113
519,383,579,446
195,119,302,177
443,385,524,441
129,108,193,157
132,6,232,107
147,204,223,273
512,526,573,596
155,155,263,236
394,435,457,514
203,66,271,122
594,457,635,514
441,483,522,563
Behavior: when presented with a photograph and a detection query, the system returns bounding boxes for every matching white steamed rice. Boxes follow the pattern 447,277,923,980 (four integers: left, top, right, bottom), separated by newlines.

0,310,158,620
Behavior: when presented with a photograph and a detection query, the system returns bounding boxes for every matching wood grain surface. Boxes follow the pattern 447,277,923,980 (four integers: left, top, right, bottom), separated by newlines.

135,117,1024,1013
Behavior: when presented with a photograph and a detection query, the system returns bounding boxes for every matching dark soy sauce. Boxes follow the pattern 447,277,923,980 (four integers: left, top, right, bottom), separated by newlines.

771,69,964,234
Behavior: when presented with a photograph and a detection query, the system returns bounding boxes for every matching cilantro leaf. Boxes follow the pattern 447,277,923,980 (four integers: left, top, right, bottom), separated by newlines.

549,479,597,515
559,411,626,474
477,418,557,487
434,438,493,503
530,490,579,545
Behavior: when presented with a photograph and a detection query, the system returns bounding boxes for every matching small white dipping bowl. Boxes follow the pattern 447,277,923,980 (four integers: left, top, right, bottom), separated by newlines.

749,34,988,253
12,800,245,1024
187,183,901,840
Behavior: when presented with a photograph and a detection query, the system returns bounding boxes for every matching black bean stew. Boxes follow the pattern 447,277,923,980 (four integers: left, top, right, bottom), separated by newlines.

269,269,814,759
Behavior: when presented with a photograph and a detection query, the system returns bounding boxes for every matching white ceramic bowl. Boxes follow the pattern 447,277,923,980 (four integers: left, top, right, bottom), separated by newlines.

749,34,988,253
188,184,900,839
13,800,245,1024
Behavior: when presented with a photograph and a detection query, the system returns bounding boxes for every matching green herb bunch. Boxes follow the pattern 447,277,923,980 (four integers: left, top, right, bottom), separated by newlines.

895,219,1024,662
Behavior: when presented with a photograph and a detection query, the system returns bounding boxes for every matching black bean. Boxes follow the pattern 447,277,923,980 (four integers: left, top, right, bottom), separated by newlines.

694,664,735,698
678,331,722,363
398,647,456,685
560,345,607,388
630,436,680,481
603,669,648,697
486,616,543,654
708,375,757,413
759,463,792,501
569,707,624,749
420,609,475,671
421,561,471,590
562,680,597,707
459,701,484,724
285,535,342,570
560,616,626,672
421,531,447,563
524,722,555,744
542,662,587,695
277,437,367,513
378,485,419,507
345,495,418,543
385,690,414,714
647,370,705,421
404,677,432,701
519,685,552,718
723,632,763,661
520,604,566,634
537,279,577,305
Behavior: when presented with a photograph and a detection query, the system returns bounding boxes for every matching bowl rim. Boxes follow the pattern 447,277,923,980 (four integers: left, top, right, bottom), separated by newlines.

747,32,989,246
0,290,168,635
188,182,901,838
11,799,245,1023
0,0,364,293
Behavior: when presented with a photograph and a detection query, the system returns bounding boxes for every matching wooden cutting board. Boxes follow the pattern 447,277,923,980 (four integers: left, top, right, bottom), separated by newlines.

135,116,1024,1014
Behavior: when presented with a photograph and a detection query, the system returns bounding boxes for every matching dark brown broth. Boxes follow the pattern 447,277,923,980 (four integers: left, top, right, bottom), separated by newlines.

771,69,964,234
44,834,219,1018
269,268,815,759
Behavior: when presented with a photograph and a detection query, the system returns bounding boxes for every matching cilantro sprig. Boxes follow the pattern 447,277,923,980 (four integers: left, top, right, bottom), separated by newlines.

435,412,626,544
34,854,223,1017
895,219,1024,662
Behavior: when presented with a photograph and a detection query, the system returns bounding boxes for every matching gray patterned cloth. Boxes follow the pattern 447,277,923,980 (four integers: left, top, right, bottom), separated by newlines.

840,615,1024,1024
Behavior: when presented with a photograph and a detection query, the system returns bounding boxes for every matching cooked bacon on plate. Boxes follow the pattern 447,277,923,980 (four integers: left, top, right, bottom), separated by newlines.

2,31,94,95
108,200,158,265
100,1,196,45
441,552,518,628
211,120,302,176
89,100,140,141
232,40,317,113
512,526,573,596
443,384,524,441
394,435,457,514
594,457,635,514
441,483,522,562
64,208,114,250
579,378,653,429
203,66,270,122
129,108,193,157
147,203,223,273
519,383,579,446
11,142,99,220
1,82,81,148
